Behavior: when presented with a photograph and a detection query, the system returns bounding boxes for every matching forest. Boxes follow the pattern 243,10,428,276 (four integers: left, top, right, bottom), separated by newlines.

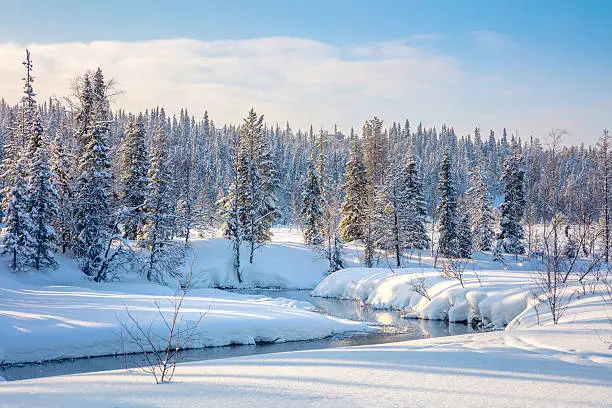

0,50,608,283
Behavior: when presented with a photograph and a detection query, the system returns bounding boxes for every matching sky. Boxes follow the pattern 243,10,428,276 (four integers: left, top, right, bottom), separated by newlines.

0,0,610,144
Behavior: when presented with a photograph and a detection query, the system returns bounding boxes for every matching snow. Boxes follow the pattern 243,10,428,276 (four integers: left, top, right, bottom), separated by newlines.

313,254,550,328
1,294,610,407
0,237,366,364
185,227,342,289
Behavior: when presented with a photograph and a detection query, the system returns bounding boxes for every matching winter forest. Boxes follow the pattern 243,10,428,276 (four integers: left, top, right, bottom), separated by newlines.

0,50,609,283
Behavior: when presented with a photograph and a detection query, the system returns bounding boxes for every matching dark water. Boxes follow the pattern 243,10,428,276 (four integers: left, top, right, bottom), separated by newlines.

0,289,481,381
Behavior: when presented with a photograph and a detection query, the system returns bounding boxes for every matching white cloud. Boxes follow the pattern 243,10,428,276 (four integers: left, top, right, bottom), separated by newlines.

0,38,463,130
0,37,606,143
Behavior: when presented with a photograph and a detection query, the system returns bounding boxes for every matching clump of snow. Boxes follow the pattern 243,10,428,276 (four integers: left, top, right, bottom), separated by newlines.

312,253,584,329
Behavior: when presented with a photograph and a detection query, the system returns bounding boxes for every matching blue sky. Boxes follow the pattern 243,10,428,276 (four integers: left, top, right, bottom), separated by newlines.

0,0,610,143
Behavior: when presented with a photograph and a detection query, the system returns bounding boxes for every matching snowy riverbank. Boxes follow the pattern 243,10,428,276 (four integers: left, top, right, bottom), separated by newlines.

0,270,365,365
1,302,610,407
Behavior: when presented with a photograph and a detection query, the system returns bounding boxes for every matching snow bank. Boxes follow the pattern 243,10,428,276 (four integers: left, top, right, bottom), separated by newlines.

185,227,358,289
0,271,365,364
313,257,541,328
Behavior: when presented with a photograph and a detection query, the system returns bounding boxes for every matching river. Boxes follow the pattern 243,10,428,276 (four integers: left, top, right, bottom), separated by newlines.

0,289,482,381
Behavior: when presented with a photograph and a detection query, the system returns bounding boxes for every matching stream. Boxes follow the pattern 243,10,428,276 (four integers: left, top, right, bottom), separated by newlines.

0,289,482,381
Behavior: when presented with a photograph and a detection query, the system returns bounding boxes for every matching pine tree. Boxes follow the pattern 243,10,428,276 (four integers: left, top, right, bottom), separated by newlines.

51,128,74,253
239,108,278,264
120,114,148,240
218,128,245,283
143,109,182,282
2,156,35,270
497,147,526,256
466,165,494,251
437,150,459,257
1,49,37,270
26,112,58,269
402,155,430,252
300,158,324,246
73,69,113,280
339,135,368,241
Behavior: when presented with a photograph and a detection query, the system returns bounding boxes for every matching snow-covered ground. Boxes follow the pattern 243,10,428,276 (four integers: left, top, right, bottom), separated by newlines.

1,298,610,407
185,227,358,289
0,228,368,364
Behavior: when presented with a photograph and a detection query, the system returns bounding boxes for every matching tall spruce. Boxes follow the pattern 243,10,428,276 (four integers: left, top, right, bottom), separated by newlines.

437,150,459,257
74,69,113,280
300,157,324,246
339,134,368,241
402,155,430,252
239,108,278,264
466,165,494,251
26,111,58,269
498,146,526,256
120,114,148,240
143,109,181,282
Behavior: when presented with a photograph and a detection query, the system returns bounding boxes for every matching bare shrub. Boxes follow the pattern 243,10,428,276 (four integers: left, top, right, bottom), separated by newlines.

440,258,468,288
120,268,207,383
409,273,431,301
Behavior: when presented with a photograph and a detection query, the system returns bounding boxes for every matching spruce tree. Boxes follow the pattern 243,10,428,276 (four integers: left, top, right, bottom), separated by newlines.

51,127,74,253
143,109,182,282
437,151,459,257
402,155,430,251
120,114,148,240
239,108,278,264
2,156,34,270
339,135,368,241
300,158,324,246
26,112,58,269
466,165,494,251
498,147,526,256
74,69,113,280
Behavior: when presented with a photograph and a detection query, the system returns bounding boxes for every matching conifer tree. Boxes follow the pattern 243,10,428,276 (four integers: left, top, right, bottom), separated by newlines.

339,135,368,241
2,156,34,270
73,69,113,280
239,108,278,264
120,114,148,240
402,155,430,251
51,127,74,253
498,147,526,256
300,158,324,246
26,112,58,269
437,151,459,257
466,165,494,251
143,110,182,282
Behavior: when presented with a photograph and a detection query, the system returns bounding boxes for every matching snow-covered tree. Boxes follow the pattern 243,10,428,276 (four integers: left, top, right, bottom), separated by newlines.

238,108,278,264
51,126,74,253
466,165,494,251
73,69,113,280
142,109,182,282
26,112,58,269
437,151,459,257
120,114,148,240
402,155,430,252
497,147,526,256
300,158,324,246
2,156,34,270
339,134,368,242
